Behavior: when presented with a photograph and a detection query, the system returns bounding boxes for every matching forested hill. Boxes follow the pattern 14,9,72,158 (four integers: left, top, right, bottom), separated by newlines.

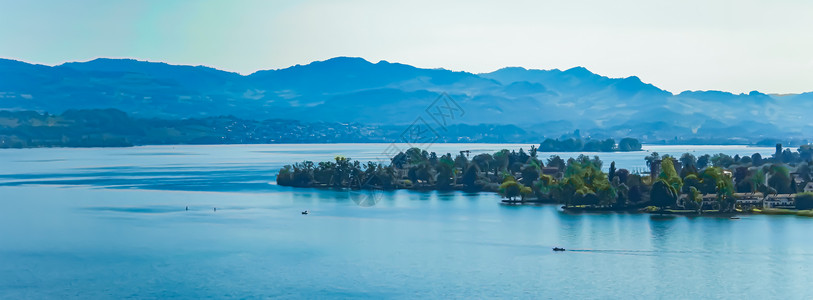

1,57,812,144
0,109,536,148
0,109,789,148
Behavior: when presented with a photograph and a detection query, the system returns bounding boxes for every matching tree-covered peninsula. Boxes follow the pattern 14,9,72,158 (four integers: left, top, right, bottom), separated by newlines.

277,144,813,214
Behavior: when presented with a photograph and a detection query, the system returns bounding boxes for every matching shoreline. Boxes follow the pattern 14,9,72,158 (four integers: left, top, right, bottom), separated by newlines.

281,184,813,218
277,144,813,218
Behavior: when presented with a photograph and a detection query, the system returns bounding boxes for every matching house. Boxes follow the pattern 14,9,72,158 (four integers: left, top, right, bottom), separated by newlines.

677,194,712,209
540,167,561,179
701,194,718,209
764,194,796,208
734,192,764,208
679,193,765,209
804,182,813,193
675,194,721,209
791,172,805,185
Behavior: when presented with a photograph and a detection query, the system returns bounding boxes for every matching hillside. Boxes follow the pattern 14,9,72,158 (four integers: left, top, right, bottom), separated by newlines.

1,57,811,144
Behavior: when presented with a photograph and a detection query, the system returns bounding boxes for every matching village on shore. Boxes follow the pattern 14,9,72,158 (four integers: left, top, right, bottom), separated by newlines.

277,139,813,216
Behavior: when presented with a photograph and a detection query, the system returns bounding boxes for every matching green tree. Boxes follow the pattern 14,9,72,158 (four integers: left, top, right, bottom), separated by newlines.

493,149,511,173
520,164,539,186
733,167,751,193
615,168,630,184
697,154,711,169
796,192,813,210
699,167,725,194
651,179,677,209
472,153,493,175
596,184,617,207
688,186,703,214
583,140,602,151
618,138,642,151
529,145,538,158
799,145,813,162
555,156,612,207
608,161,617,181
535,174,556,199
454,153,469,169
795,162,813,183
574,189,599,206
277,165,294,186
499,180,522,201
435,161,455,189
751,153,764,166
711,153,735,168
679,153,697,170
540,139,558,152
520,186,533,201
561,138,584,151
659,158,682,192
748,168,766,194
462,164,479,190
405,148,428,165
682,174,701,194
413,162,435,185
767,164,792,194
615,182,629,208
600,138,616,152
716,179,735,212
547,155,566,172
645,152,660,168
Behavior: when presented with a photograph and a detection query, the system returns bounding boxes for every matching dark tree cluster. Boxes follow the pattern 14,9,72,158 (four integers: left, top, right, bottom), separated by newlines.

539,137,642,152
278,146,546,197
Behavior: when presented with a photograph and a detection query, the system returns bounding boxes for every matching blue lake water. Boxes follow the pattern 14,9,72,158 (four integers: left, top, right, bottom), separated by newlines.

2,144,812,299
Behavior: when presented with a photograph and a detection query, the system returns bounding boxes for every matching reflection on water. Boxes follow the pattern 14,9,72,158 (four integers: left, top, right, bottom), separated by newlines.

85,206,186,214
1,144,811,299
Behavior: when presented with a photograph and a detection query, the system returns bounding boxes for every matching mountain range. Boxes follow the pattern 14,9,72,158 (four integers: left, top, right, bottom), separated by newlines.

1,56,811,144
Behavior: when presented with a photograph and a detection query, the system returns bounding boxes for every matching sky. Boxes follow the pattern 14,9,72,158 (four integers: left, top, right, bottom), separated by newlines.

1,0,812,94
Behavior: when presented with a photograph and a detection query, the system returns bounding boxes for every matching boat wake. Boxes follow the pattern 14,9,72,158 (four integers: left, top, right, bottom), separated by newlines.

564,249,707,257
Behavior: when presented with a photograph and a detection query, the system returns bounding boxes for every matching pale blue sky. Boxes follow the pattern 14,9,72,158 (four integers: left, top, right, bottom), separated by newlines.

1,0,811,94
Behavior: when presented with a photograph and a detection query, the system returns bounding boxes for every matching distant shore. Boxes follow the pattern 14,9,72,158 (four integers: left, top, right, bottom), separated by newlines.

1,109,804,149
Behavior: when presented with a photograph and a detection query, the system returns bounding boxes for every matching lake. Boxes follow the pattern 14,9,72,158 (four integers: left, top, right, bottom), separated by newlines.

1,143,812,299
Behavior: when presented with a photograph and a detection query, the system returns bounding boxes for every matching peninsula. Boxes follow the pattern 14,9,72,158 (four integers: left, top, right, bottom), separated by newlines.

277,143,813,215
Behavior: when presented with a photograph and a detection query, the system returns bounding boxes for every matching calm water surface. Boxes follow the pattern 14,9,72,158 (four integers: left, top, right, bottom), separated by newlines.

1,144,812,299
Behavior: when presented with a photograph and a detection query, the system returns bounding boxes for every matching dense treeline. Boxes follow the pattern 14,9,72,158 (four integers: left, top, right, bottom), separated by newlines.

0,109,391,148
0,109,135,148
278,146,549,194
278,143,813,213
0,109,798,149
0,109,619,148
539,137,642,152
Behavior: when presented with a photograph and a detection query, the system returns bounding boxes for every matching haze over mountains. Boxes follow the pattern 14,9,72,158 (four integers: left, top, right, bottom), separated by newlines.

1,56,811,144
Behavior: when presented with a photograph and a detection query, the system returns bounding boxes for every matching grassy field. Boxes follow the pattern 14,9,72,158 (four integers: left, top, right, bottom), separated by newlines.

753,208,813,217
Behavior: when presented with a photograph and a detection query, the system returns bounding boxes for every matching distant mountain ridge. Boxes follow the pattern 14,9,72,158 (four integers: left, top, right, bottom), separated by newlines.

1,56,811,143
